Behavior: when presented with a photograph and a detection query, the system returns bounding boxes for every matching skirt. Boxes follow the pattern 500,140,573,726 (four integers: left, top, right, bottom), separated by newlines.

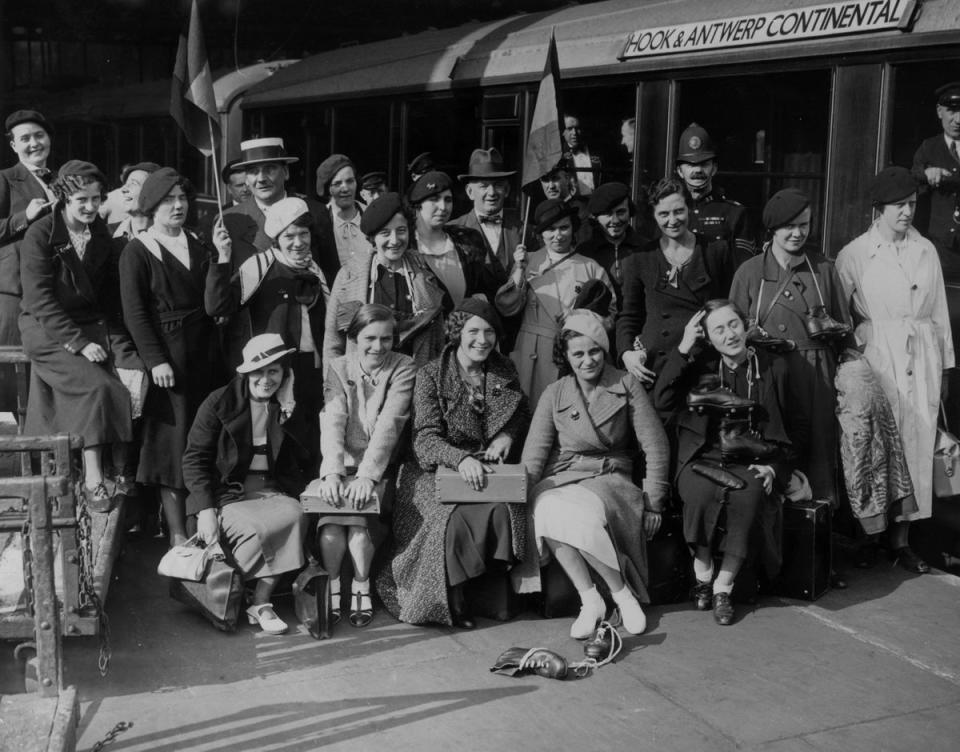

533,484,618,570
445,502,514,587
219,474,306,580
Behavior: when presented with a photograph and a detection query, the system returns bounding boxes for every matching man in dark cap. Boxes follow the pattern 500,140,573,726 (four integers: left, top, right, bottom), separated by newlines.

0,109,57,350
407,152,435,184
221,158,252,209
359,171,388,206
450,148,524,271
675,122,756,257
912,81,960,279
222,137,336,284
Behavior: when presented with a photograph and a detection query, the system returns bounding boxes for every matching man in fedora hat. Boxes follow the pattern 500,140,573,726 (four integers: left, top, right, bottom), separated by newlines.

675,122,756,256
222,137,336,284
450,147,524,271
0,110,57,350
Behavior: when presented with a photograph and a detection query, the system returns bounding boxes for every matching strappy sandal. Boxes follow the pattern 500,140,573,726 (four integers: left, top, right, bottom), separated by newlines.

349,581,373,628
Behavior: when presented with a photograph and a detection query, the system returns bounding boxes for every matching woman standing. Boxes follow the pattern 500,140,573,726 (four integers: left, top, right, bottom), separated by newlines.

409,170,506,307
324,192,446,370
496,198,616,405
20,160,144,504
182,334,310,635
617,178,747,386
316,304,416,627
109,161,160,242
729,188,853,507
120,168,223,546
377,299,529,628
836,166,954,573
521,310,669,638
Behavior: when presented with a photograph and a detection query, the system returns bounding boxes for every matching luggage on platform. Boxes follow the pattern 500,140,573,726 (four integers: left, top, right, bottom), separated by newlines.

777,499,831,601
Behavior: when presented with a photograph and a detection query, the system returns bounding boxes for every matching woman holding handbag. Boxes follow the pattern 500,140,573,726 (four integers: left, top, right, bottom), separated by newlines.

315,304,416,628
836,166,955,574
521,309,670,639
182,333,311,635
377,299,530,628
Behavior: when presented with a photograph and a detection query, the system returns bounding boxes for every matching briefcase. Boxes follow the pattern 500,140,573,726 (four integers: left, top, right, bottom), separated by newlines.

292,562,331,639
434,463,527,504
300,477,383,515
777,499,831,601
169,555,244,632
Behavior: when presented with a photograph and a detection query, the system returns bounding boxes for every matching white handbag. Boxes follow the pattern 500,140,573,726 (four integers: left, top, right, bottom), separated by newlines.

157,535,219,582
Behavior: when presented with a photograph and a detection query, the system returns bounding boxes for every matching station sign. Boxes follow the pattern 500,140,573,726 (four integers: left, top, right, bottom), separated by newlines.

620,0,916,59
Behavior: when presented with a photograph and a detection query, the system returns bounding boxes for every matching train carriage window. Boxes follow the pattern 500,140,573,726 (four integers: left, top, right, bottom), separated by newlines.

404,95,479,187
677,71,830,249
332,101,391,186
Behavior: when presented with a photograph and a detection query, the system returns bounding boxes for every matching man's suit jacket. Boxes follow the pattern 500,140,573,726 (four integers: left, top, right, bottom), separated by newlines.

0,162,50,298
222,195,338,286
449,208,524,271
912,134,960,257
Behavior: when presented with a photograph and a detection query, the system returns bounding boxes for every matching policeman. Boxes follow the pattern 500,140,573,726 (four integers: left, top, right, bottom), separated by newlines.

675,122,756,256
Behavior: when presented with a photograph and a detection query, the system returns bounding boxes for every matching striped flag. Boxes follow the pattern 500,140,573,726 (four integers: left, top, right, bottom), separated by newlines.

521,30,564,190
170,0,219,156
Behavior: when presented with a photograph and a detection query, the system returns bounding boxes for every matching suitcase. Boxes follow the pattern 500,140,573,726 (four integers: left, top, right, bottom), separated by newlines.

169,557,244,632
777,498,831,601
292,563,331,639
434,464,527,504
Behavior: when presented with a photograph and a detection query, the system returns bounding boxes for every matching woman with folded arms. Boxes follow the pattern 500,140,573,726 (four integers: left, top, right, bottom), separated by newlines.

316,304,416,628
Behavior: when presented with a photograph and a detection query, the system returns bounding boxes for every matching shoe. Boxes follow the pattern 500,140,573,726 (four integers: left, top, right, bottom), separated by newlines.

329,577,342,624
490,646,568,679
448,584,475,629
893,546,930,574
584,625,613,660
712,591,734,626
746,325,797,353
720,425,779,462
805,306,852,341
348,580,374,628
691,580,712,611
610,586,646,635
246,604,288,635
570,586,606,640
85,482,113,513
687,386,757,413
113,475,137,498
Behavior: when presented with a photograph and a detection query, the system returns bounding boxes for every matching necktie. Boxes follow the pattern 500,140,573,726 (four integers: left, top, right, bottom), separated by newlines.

951,140,960,166
34,168,52,185
479,214,501,225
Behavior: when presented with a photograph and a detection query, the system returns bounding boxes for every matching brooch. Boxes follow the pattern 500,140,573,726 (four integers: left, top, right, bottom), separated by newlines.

571,409,581,421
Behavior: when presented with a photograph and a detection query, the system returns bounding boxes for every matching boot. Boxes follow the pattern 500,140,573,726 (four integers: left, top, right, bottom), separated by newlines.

570,586,606,640
746,325,796,353
719,423,779,462
611,586,647,635
805,306,851,341
687,386,756,413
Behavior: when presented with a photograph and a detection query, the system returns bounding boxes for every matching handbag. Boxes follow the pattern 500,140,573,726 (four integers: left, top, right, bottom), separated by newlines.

169,543,244,632
157,535,215,581
435,459,527,504
934,403,960,499
292,561,331,640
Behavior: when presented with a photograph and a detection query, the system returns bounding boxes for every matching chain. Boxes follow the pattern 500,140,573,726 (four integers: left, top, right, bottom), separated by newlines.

87,721,133,752
75,479,112,675
20,515,34,616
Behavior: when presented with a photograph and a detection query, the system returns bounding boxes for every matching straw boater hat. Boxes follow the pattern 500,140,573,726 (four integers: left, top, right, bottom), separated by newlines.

236,333,296,373
233,138,299,170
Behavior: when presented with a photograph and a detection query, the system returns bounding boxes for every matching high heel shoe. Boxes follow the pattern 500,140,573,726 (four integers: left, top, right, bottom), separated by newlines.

349,579,374,628
246,603,288,635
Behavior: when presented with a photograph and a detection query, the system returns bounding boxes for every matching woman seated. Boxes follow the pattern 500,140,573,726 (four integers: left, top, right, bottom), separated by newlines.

182,333,311,635
653,301,808,625
19,160,145,505
316,304,416,628
521,310,669,638
377,299,529,628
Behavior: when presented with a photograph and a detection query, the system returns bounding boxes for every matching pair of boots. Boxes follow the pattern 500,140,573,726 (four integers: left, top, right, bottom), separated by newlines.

571,585,645,639
330,577,374,628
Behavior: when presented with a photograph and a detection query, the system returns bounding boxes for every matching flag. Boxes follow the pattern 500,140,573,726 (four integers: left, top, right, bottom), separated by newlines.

521,30,564,190
170,0,219,156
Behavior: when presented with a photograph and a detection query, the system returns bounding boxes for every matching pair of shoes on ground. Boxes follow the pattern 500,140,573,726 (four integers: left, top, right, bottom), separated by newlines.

571,586,646,639
893,546,931,574
330,578,374,628
246,603,288,634
691,581,734,625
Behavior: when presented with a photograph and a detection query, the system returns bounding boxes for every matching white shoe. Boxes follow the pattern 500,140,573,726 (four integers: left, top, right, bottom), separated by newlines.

611,586,647,635
246,604,288,635
570,587,606,640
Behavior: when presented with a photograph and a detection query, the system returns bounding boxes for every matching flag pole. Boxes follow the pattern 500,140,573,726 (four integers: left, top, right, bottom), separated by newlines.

208,118,224,226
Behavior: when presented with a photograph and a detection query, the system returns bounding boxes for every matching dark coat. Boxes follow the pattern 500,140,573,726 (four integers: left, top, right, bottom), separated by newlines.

0,162,51,299
577,225,656,305
449,207,525,271
376,346,530,625
412,224,508,309
615,237,747,376
688,187,757,256
912,134,960,263
182,375,315,516
120,231,219,488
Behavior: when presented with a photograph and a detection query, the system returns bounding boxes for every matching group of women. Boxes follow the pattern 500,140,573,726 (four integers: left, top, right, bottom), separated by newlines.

18,156,950,637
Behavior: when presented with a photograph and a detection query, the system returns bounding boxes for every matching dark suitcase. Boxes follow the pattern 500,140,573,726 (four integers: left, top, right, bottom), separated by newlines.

169,557,244,632
292,562,331,639
777,499,831,601
539,560,580,618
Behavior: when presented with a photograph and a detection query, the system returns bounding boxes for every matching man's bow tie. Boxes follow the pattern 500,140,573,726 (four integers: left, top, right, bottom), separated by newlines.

479,214,501,226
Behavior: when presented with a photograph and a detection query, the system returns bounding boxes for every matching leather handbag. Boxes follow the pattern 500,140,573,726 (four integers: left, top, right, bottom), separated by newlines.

435,461,527,504
934,404,960,499
169,544,244,632
292,561,331,640
157,535,214,582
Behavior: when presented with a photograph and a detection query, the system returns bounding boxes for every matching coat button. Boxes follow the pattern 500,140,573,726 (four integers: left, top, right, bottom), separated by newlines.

530,353,537,360
906,369,913,376
662,312,670,319
911,284,918,290
784,291,792,298
661,329,670,337
778,324,787,332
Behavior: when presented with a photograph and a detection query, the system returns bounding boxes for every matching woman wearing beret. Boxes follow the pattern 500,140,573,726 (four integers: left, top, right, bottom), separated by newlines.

836,167,955,573
654,301,808,625
19,160,145,505
316,154,368,268
377,299,530,628
206,196,326,422
520,310,669,638
324,192,447,370
729,188,853,510
182,333,310,635
408,170,508,310
496,198,617,406
617,178,748,390
120,168,225,546
317,304,415,627
109,161,160,242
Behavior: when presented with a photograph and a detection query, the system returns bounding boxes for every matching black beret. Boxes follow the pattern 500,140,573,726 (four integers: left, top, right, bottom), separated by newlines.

5,109,53,136
869,166,918,205
936,81,960,108
408,171,453,204
138,167,184,215
587,182,633,216
316,154,355,200
407,152,435,176
57,160,106,186
360,192,406,236
454,297,503,341
121,162,161,184
762,188,810,229
534,198,579,234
